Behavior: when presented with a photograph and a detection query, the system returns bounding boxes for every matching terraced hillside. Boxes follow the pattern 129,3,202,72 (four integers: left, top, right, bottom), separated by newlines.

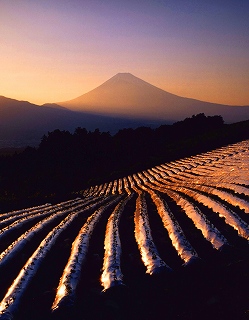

0,140,248,320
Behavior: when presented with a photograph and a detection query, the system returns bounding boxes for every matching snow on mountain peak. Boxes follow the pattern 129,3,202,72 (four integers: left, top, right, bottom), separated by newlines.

106,72,150,87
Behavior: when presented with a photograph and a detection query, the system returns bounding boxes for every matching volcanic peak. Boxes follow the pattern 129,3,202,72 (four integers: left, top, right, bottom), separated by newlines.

105,72,152,88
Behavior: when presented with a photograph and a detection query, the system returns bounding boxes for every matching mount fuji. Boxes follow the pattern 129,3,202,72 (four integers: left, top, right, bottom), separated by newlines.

59,73,249,123
1,73,249,148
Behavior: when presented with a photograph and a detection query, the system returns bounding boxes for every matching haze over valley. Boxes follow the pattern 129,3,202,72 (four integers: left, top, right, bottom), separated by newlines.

0,93,162,148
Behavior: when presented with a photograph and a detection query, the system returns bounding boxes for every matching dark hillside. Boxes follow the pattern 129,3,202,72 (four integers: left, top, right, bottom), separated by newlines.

0,114,248,211
0,96,164,148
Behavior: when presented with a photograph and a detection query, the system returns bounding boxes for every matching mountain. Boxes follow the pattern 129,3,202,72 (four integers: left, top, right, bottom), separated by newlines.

59,73,249,123
0,96,163,148
1,73,249,148
42,103,69,110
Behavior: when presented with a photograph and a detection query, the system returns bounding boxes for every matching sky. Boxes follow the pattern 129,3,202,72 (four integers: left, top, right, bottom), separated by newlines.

0,0,249,106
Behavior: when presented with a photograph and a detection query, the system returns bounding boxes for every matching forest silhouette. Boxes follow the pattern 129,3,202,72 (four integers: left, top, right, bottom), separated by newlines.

0,113,248,211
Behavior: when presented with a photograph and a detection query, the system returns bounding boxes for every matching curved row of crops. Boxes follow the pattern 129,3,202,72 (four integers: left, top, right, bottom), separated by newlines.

0,140,248,319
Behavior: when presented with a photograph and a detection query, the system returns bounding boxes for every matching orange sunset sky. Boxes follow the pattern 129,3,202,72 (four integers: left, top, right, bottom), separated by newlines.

0,0,249,106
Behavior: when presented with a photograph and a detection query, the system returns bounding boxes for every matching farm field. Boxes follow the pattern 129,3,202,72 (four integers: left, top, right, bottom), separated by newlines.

0,140,248,320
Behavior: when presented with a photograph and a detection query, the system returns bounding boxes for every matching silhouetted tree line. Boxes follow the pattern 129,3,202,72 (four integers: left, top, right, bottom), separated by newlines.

0,113,248,210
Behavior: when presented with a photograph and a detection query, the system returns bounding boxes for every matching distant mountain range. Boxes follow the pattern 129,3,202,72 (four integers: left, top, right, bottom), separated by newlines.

0,96,162,148
1,73,249,148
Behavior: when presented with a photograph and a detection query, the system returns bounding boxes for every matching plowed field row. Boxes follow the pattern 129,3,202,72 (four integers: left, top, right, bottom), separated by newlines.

0,140,248,319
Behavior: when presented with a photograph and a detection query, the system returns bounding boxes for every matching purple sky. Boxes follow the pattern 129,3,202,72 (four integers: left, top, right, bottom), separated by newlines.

1,0,249,106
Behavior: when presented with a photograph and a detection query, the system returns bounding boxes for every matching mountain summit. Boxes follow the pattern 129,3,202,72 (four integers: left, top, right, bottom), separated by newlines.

59,73,249,123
